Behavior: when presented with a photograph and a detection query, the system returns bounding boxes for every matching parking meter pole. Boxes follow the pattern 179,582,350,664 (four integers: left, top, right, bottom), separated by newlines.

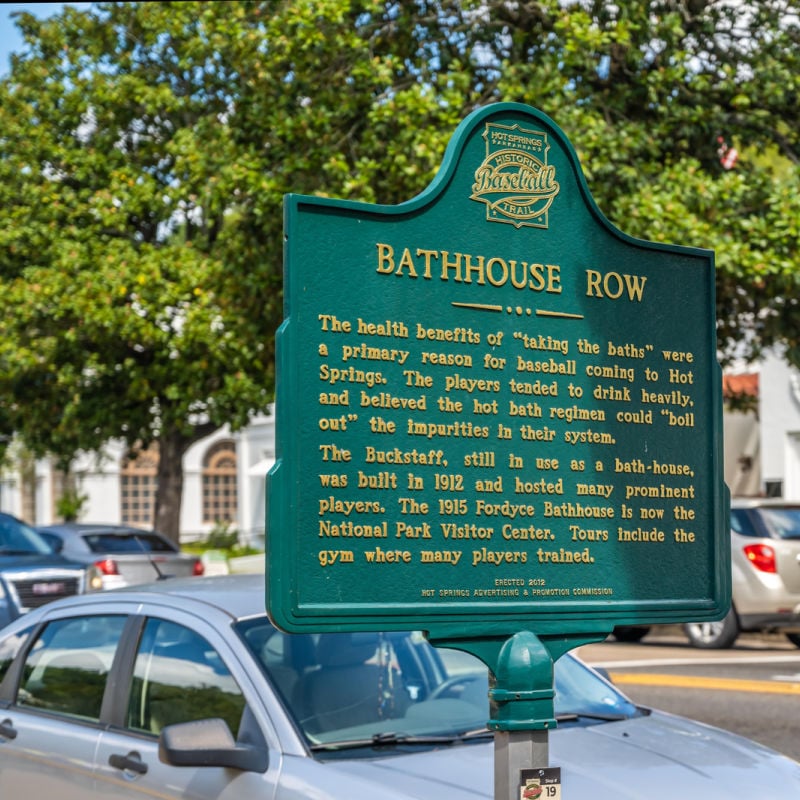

488,631,555,800
495,730,548,800
427,628,611,800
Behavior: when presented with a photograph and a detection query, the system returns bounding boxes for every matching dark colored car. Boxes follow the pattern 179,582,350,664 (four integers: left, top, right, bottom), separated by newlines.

35,522,204,590
0,512,98,628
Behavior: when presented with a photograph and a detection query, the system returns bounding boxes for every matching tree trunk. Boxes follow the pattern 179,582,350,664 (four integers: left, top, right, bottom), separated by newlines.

153,430,190,546
153,421,218,546
19,450,37,524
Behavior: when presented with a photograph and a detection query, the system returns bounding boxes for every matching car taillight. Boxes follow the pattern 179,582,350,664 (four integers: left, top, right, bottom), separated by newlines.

192,559,205,576
94,558,120,576
743,544,777,573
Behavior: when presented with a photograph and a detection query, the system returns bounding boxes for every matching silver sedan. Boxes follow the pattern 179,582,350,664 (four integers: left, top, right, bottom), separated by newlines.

35,522,204,590
0,574,798,799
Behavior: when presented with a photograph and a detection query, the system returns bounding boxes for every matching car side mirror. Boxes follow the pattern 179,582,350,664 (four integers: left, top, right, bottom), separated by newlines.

159,717,268,773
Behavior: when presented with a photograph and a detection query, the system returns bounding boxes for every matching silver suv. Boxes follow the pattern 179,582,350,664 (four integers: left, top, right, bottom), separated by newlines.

683,499,800,648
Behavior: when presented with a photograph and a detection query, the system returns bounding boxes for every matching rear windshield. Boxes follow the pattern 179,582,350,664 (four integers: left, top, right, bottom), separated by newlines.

83,532,176,554
731,506,800,539
754,508,800,540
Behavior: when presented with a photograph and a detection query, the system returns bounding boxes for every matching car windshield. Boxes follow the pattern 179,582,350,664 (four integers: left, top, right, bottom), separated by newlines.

0,515,52,555
758,507,800,540
83,532,176,553
236,619,641,754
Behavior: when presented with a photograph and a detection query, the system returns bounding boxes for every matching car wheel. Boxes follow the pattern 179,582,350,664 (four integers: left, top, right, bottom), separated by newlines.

612,626,651,643
683,608,739,649
785,633,800,648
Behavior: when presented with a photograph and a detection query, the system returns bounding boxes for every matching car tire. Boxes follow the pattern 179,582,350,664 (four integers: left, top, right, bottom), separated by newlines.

784,633,800,648
612,626,651,643
683,608,739,649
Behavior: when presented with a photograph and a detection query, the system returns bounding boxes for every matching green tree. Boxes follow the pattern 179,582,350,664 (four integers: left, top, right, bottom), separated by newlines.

245,0,800,371
0,2,277,540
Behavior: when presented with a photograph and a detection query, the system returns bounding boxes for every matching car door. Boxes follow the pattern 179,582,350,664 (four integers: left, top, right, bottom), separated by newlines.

0,613,127,800
94,607,281,799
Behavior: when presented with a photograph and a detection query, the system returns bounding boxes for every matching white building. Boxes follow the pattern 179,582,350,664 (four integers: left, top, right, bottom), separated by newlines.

759,350,800,499
722,371,760,498
717,348,800,501
0,410,275,547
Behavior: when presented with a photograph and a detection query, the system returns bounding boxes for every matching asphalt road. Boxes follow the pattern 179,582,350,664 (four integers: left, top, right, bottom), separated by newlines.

576,627,800,761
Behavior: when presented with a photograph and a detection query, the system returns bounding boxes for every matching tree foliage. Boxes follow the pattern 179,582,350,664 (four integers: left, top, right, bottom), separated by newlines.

1,0,798,535
0,2,277,537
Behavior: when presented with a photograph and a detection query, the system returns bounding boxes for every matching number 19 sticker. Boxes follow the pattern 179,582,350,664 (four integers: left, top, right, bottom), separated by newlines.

520,767,561,800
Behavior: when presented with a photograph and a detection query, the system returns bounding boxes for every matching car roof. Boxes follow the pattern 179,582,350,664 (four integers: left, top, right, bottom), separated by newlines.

0,512,28,523
731,498,800,509
37,523,161,537
42,573,269,621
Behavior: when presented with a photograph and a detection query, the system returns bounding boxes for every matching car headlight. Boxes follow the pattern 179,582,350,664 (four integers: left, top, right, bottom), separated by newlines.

86,565,105,592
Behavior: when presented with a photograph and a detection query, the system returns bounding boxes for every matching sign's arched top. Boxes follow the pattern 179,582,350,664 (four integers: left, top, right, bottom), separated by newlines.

292,102,711,261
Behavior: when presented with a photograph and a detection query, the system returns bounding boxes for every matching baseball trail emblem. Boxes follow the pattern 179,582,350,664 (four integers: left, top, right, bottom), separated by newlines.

471,122,560,229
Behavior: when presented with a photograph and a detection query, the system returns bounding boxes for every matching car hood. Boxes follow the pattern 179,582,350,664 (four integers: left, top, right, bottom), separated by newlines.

290,712,800,800
0,554,85,573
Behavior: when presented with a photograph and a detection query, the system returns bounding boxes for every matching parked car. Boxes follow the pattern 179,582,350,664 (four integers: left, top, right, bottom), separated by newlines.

0,512,100,628
683,499,800,647
0,574,798,799
614,498,800,649
36,522,204,590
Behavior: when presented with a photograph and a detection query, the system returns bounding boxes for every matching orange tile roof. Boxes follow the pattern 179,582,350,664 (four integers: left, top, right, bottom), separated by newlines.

723,373,758,398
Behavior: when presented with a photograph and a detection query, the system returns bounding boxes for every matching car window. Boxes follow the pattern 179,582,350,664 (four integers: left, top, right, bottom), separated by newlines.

83,532,176,554
126,618,245,736
758,507,800,540
236,619,639,748
0,626,34,688
16,615,126,721
37,532,63,553
239,620,317,705
730,509,759,537
0,515,51,555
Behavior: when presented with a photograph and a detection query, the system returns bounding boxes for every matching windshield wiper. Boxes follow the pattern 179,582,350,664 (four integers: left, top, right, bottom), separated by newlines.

556,711,630,723
310,714,639,752
310,728,492,752
458,727,494,740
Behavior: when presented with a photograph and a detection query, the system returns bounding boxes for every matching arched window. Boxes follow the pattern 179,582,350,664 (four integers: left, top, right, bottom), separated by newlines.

202,441,238,524
120,446,159,526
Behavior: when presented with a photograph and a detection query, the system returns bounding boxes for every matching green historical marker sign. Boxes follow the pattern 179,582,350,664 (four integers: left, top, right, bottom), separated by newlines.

267,102,729,639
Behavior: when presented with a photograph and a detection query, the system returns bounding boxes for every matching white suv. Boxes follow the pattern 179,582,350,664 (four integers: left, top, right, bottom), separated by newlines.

615,499,800,648
682,499,800,648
